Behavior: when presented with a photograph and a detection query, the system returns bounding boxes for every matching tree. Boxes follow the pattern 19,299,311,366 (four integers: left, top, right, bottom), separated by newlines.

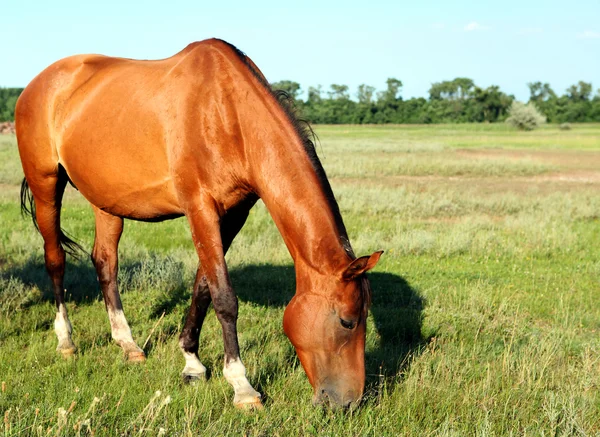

566,81,593,101
306,85,322,104
271,80,301,100
356,84,376,104
429,81,454,100
527,82,556,102
0,88,24,122
470,86,514,122
453,78,475,99
378,78,402,103
429,78,474,101
328,84,350,100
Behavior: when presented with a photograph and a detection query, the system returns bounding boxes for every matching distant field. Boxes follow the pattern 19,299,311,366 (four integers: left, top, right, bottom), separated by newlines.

1,124,599,435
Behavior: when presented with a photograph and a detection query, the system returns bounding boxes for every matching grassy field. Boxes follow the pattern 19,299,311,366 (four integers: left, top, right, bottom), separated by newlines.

1,123,599,435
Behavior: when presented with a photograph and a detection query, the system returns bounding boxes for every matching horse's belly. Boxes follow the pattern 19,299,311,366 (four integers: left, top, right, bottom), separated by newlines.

58,138,183,220
79,176,183,220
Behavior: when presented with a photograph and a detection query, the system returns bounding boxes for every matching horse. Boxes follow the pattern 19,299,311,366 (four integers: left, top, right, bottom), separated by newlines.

15,38,383,409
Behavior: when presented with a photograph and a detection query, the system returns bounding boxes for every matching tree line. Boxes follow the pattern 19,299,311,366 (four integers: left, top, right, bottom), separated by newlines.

1,79,599,124
0,88,21,122
273,79,600,124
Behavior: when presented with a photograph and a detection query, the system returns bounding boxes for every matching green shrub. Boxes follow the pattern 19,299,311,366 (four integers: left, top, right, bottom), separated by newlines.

0,276,42,314
505,101,547,131
559,122,572,130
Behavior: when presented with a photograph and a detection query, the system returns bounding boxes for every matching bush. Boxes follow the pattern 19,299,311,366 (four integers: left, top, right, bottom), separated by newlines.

559,122,572,130
505,101,547,131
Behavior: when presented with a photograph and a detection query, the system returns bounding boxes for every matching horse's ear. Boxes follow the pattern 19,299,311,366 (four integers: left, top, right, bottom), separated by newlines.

341,251,384,281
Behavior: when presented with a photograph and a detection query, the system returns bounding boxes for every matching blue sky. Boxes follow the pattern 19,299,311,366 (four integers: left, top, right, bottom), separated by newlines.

2,0,599,100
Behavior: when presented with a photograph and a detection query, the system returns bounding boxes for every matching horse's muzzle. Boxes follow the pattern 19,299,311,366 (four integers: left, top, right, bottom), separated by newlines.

312,385,361,409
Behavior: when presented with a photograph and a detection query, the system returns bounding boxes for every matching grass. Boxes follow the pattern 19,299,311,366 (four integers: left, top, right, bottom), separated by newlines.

1,123,600,435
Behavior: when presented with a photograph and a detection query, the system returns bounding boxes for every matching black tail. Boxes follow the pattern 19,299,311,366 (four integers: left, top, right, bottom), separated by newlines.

20,177,39,232
20,177,85,259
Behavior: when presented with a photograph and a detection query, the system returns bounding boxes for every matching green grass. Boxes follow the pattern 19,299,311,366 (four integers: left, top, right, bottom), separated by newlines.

1,124,599,435
317,123,600,150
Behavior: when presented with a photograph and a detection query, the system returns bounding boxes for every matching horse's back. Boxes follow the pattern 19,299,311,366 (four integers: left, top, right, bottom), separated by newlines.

17,39,262,220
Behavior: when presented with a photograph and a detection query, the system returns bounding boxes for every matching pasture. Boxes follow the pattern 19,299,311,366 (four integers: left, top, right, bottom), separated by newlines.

1,124,599,435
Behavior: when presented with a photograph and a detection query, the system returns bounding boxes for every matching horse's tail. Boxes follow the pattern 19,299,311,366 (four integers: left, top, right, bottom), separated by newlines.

20,177,38,232
20,177,85,259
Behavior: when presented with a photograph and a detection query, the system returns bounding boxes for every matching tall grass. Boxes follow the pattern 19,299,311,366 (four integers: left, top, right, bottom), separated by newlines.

1,125,599,435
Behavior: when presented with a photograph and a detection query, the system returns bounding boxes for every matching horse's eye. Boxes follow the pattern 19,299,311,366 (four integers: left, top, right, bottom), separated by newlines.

340,318,356,330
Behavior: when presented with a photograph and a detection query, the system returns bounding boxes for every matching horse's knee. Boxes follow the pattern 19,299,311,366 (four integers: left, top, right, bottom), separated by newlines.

212,291,238,324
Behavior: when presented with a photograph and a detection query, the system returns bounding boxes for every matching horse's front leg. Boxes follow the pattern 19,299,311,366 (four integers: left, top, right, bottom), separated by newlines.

186,199,262,407
184,198,262,408
179,268,211,382
179,199,255,384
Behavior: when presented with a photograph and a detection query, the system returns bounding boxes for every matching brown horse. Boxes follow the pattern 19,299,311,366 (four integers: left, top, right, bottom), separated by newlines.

15,39,382,409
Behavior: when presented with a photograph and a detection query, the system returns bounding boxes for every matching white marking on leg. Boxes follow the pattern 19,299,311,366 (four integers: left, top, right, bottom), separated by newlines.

107,308,144,359
107,308,142,353
54,303,74,351
182,351,207,376
108,308,134,345
179,338,207,377
223,358,261,405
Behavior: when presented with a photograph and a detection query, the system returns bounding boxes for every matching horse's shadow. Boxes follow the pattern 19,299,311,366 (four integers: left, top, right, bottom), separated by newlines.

1,256,101,304
228,265,426,393
2,258,426,394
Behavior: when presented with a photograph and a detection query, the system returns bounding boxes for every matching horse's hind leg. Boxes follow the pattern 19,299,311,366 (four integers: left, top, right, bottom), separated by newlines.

29,173,77,357
91,207,145,362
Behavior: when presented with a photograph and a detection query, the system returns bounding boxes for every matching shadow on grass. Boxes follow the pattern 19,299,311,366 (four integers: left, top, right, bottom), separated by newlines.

0,255,188,311
1,256,101,304
2,257,426,397
228,265,427,394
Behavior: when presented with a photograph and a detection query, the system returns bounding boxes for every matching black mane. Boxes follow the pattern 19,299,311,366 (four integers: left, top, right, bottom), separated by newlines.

219,39,355,259
219,39,373,314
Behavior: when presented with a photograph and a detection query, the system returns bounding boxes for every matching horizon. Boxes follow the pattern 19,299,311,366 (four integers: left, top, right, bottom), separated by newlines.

3,0,600,101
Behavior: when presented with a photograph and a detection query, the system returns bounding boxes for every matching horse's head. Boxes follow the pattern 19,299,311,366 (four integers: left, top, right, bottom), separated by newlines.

283,250,383,408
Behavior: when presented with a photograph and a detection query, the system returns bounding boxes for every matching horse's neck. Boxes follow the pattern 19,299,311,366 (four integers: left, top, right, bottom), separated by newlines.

252,132,352,275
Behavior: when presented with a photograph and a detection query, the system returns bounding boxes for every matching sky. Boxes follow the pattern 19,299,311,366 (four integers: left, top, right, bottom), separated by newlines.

2,0,599,101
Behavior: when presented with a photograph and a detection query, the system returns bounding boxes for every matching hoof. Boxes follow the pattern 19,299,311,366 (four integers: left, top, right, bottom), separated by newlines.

234,398,264,410
59,347,77,358
127,351,146,363
233,391,263,410
182,372,207,385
